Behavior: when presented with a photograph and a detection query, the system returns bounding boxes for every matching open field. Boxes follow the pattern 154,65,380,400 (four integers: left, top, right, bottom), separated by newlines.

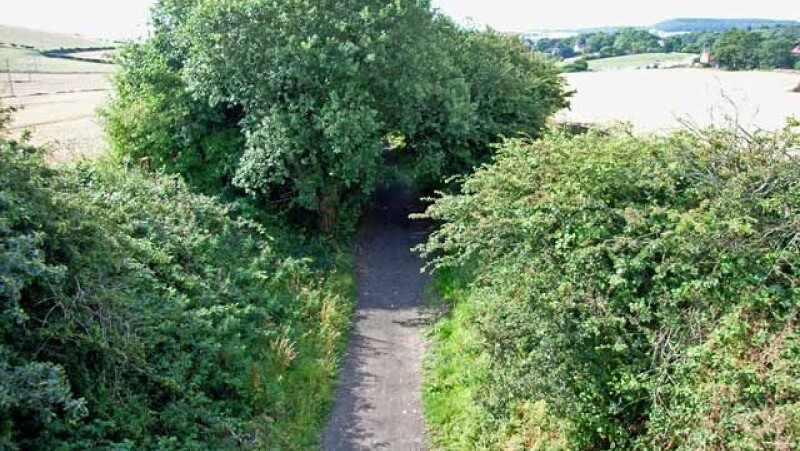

588,53,697,71
2,72,112,164
1,47,115,73
0,25,116,164
558,68,800,131
0,24,107,50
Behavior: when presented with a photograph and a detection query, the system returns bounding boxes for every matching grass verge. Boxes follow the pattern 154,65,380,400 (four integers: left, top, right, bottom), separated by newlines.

422,268,489,450
587,52,696,71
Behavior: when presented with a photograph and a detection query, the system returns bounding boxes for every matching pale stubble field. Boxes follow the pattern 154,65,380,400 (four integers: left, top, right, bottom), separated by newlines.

558,68,800,132
2,72,111,164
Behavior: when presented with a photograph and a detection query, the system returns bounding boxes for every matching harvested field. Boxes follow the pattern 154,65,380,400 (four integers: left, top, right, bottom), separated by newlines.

3,72,112,164
558,68,800,132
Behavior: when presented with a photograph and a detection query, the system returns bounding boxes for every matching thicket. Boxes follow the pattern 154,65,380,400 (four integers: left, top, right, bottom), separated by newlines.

0,126,354,449
105,0,568,232
418,125,800,449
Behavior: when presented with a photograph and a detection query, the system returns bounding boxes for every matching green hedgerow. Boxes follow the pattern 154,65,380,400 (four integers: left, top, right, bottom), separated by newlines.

418,124,800,449
0,133,353,449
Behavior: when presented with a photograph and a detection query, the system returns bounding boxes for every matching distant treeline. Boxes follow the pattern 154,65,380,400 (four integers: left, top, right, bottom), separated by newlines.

533,25,800,70
654,18,800,33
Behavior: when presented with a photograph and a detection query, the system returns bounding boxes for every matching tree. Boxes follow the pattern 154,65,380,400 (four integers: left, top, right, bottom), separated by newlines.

432,27,569,178
613,28,661,55
183,0,453,231
713,29,764,69
107,0,569,231
585,32,617,54
758,35,797,68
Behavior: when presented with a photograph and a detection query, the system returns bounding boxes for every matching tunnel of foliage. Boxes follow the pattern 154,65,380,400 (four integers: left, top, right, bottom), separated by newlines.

105,0,568,232
0,123,354,448
418,125,800,449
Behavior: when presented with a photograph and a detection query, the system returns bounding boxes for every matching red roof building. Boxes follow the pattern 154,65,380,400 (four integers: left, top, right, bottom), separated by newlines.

792,45,800,56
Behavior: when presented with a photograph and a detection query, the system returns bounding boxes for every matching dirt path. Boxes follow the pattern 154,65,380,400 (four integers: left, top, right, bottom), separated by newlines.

322,184,429,451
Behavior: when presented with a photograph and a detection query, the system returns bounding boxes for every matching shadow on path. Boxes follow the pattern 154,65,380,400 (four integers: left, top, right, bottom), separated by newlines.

322,183,431,451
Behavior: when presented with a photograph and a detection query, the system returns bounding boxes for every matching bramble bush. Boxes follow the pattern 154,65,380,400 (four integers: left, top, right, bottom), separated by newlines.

418,124,800,449
0,129,354,449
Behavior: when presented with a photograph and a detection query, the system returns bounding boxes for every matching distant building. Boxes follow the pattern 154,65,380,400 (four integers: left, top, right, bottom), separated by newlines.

792,45,800,56
700,48,713,65
573,41,587,54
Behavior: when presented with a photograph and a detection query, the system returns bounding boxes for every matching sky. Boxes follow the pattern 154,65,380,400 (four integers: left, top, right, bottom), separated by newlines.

2,0,800,39
433,0,800,32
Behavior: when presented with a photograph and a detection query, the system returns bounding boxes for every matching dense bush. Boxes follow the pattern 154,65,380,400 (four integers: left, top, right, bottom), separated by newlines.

418,125,800,449
106,0,568,231
562,58,589,73
396,24,568,188
0,133,354,449
104,40,245,195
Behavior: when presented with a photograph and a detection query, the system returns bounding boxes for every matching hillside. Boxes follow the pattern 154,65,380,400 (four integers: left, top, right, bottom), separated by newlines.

654,18,800,33
0,24,108,50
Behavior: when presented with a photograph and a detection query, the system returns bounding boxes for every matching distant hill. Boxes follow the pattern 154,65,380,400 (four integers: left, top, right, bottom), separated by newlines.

654,18,800,33
527,18,800,40
0,24,108,51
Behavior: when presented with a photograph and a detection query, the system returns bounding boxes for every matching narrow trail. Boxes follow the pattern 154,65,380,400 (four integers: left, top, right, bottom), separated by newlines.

322,184,430,451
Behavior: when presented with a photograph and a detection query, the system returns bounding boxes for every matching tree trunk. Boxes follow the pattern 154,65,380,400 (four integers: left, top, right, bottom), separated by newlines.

318,187,339,234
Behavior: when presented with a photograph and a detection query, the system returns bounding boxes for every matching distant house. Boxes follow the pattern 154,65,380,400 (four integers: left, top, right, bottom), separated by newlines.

573,41,587,54
792,45,800,56
699,48,713,65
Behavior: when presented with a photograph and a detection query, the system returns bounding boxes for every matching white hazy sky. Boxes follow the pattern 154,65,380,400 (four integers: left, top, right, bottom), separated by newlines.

2,0,800,39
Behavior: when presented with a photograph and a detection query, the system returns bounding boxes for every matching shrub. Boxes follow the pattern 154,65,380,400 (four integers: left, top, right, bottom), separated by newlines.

562,58,589,73
0,134,353,449
103,43,244,195
418,125,800,449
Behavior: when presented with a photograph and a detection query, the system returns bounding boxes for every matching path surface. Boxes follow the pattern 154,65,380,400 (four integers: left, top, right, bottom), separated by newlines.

322,184,429,451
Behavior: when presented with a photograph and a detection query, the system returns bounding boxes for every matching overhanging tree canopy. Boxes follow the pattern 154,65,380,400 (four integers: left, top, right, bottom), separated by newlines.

106,0,569,231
